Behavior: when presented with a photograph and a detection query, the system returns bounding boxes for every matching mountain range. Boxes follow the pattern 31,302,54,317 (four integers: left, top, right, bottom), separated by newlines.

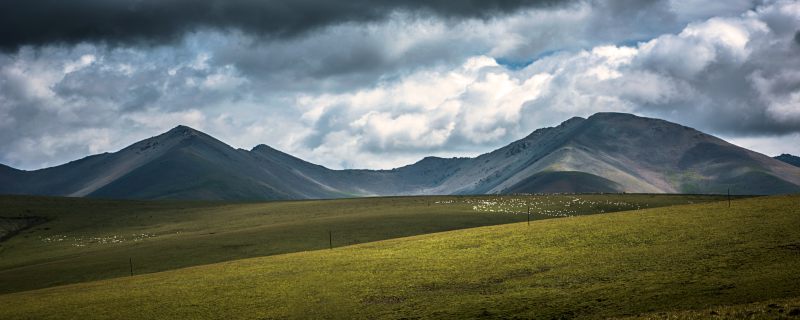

2,112,799,200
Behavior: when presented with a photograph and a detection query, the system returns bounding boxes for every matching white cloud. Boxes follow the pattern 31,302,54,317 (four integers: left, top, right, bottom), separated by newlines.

669,0,760,22
4,128,113,169
750,69,800,122
636,17,767,78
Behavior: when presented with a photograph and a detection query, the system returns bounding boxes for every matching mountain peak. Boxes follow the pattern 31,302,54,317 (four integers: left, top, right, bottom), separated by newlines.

560,116,585,126
413,156,448,165
251,144,277,153
585,112,678,126
124,124,225,155
166,125,201,135
158,125,213,143
523,116,585,139
587,112,641,120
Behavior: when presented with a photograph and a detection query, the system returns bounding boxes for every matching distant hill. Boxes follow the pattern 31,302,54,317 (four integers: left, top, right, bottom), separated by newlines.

2,113,799,200
775,154,800,167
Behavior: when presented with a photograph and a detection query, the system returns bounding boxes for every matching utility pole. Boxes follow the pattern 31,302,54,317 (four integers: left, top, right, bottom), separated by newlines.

129,258,133,277
329,231,332,250
727,187,731,208
527,205,531,226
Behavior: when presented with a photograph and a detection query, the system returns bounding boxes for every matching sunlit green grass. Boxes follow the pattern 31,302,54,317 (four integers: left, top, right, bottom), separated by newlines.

0,194,720,294
0,194,795,319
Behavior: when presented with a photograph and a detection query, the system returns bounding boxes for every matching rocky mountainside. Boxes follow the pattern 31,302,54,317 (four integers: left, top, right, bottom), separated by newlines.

2,113,798,200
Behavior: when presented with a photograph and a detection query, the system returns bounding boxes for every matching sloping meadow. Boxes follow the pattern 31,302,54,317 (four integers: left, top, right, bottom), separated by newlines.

0,195,797,319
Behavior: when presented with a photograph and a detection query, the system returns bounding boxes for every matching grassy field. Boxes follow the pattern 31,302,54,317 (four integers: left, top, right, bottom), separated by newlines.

625,296,800,319
0,194,796,319
0,194,721,294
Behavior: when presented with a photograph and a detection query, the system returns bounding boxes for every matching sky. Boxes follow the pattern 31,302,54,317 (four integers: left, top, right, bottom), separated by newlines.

1,0,799,170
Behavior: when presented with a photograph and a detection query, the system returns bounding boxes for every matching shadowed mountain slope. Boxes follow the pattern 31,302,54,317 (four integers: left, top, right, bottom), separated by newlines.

2,113,799,199
775,154,800,167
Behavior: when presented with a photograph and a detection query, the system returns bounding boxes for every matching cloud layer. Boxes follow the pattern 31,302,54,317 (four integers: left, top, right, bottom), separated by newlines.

0,0,565,50
1,0,797,170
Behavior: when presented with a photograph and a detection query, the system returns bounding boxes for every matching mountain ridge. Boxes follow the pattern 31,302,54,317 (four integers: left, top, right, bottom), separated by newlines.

2,112,799,199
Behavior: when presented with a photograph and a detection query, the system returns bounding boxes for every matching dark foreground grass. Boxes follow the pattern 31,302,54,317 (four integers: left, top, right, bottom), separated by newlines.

0,195,796,319
0,194,719,294
623,296,800,319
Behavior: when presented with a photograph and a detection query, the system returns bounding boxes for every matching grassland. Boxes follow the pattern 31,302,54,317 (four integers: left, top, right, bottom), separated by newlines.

0,194,796,319
626,296,800,319
0,194,720,294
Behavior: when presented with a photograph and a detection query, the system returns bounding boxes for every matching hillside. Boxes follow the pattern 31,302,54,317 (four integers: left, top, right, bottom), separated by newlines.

1,113,799,200
0,195,797,319
0,194,720,294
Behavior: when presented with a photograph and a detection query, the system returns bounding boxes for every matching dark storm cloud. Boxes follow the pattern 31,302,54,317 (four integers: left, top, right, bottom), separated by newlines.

0,0,566,50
